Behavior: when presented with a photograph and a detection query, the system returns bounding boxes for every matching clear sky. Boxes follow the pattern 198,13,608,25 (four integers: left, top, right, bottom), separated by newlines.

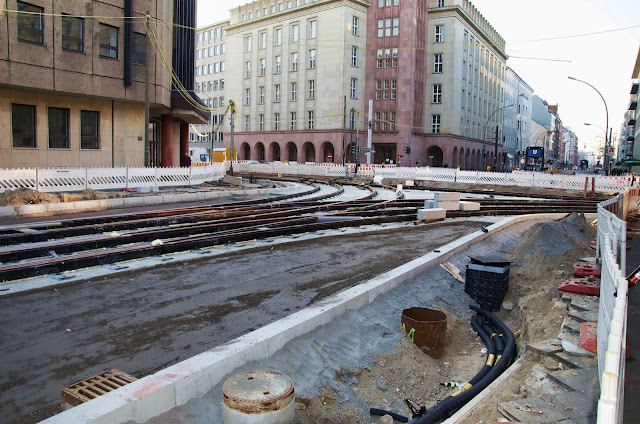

197,0,640,155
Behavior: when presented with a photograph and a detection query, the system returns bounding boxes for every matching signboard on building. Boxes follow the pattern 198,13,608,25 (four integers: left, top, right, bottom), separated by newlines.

526,147,544,158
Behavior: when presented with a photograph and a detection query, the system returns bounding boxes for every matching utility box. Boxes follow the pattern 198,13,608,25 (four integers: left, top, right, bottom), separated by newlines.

464,256,512,312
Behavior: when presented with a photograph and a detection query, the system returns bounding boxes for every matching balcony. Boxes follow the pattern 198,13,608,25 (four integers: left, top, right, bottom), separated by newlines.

632,82,639,95
630,100,638,111
629,118,637,126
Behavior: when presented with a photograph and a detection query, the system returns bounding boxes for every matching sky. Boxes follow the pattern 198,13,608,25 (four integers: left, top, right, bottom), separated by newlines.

197,0,640,156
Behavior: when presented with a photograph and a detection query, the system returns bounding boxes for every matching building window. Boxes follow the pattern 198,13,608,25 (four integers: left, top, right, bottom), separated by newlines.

384,48,390,67
245,88,251,105
245,35,252,52
80,110,99,149
245,61,251,78
435,25,444,43
392,48,398,67
62,14,84,52
432,114,441,134
308,111,314,130
433,84,442,103
309,20,317,38
259,86,265,104
11,104,36,148
351,46,358,67
349,109,356,130
259,114,264,131
392,18,399,36
391,80,397,99
275,28,282,45
260,31,267,49
99,24,118,58
352,16,359,35
385,19,391,37
245,116,250,131
378,0,383,6
17,2,43,44
390,112,396,130
376,50,383,68
291,24,299,42
350,78,357,99
290,112,297,130
274,113,280,131
275,55,281,74
308,80,315,99
259,58,266,76
383,80,389,99
132,32,146,64
308,49,316,68
374,111,381,130
433,53,443,73
376,81,382,100
291,52,298,71
48,107,70,149
291,82,297,101
438,0,444,6
377,20,383,38
274,84,280,102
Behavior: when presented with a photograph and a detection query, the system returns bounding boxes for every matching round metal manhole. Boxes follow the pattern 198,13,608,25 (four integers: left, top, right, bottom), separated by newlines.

222,370,295,417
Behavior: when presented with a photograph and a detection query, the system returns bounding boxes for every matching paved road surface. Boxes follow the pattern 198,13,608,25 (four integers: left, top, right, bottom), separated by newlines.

0,221,483,424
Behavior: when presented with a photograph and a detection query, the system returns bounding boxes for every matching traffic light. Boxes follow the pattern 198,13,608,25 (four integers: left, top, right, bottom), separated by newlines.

405,146,411,154
351,145,356,154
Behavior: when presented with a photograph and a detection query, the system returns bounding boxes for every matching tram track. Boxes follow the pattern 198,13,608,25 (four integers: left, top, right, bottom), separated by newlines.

0,177,602,283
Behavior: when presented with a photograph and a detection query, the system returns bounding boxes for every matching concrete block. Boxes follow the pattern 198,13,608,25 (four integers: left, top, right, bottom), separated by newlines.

104,198,125,208
579,322,598,353
417,208,446,220
423,200,437,209
161,194,184,204
15,204,48,216
123,196,147,207
112,375,177,423
459,201,480,211
0,206,17,217
136,186,151,193
434,191,460,202
435,200,460,210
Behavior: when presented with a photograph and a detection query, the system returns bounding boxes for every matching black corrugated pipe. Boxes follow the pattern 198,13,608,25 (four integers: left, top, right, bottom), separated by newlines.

409,306,516,424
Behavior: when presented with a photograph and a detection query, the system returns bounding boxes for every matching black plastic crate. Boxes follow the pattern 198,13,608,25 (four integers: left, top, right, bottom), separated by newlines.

465,262,510,312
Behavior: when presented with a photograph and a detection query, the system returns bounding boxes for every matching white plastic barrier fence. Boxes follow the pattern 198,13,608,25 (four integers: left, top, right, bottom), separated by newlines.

0,165,227,193
596,189,631,424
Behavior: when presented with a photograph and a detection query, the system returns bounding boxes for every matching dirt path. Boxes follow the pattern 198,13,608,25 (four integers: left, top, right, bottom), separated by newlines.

0,221,483,424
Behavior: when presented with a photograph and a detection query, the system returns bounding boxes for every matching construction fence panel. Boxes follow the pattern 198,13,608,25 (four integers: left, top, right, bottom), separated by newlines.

426,167,457,182
37,168,87,192
562,174,592,191
595,176,632,193
0,168,37,192
455,170,478,184
476,171,507,185
87,168,128,191
325,166,348,177
126,167,157,189
375,167,401,180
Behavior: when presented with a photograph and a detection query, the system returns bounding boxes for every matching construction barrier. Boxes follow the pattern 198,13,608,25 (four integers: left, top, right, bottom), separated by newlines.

596,187,635,424
0,164,228,193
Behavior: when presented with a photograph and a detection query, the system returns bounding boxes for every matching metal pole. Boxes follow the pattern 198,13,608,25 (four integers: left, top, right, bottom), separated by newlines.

229,100,235,176
494,125,498,171
366,99,373,165
342,95,346,166
144,15,150,167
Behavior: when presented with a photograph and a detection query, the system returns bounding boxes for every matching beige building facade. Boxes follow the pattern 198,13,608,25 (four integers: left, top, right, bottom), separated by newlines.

226,0,369,163
0,0,206,169
191,20,230,161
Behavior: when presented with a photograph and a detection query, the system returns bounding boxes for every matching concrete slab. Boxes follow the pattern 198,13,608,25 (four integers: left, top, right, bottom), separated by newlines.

434,192,460,202
459,201,481,211
417,208,446,220
527,339,563,355
435,200,460,210
498,397,574,423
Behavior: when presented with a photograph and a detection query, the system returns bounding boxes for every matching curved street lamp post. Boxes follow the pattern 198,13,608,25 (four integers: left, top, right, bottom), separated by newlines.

568,76,609,174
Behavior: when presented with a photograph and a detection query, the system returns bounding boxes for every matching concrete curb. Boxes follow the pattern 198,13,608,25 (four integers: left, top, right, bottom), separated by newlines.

0,187,294,218
38,213,570,424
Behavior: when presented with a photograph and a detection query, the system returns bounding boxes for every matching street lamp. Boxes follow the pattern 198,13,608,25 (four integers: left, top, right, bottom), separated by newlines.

584,122,607,168
482,103,514,171
568,76,609,174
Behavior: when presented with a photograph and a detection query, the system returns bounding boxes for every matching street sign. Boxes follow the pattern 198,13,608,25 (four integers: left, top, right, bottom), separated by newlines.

362,147,370,153
520,158,525,164
608,147,615,154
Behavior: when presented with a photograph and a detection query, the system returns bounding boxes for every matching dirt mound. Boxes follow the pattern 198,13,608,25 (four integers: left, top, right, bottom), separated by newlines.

60,189,124,202
0,187,60,206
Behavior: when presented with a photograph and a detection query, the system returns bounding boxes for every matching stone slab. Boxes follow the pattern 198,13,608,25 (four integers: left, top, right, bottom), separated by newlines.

578,322,598,354
498,397,574,423
459,201,480,211
435,200,461,211
434,191,460,202
527,339,563,355
417,208,446,220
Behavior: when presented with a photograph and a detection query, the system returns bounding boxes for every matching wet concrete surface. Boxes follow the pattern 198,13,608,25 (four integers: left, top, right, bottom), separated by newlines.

0,221,484,424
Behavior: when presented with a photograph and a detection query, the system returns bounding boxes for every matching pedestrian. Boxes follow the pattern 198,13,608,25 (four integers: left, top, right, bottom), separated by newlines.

443,163,448,168
416,160,420,168
181,154,191,167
